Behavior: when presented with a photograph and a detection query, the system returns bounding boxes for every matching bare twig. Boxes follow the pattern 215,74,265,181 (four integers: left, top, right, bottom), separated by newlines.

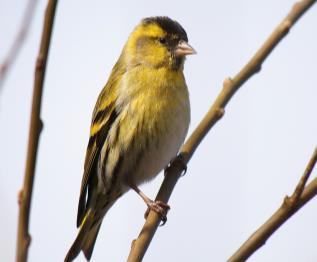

228,147,317,262
292,148,317,202
0,0,38,91
127,0,317,261
16,1,58,261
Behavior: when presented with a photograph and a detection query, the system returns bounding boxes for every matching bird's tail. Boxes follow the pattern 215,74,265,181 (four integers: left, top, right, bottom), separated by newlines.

82,222,102,260
64,209,102,262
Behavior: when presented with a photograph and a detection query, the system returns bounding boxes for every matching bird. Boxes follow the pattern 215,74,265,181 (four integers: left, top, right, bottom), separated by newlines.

65,16,195,261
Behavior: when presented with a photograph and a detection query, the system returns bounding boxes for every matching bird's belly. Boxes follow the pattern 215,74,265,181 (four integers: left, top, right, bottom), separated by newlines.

134,123,186,185
120,98,190,188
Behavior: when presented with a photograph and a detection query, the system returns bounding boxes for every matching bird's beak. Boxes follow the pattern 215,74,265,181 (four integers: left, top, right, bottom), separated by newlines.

174,41,197,57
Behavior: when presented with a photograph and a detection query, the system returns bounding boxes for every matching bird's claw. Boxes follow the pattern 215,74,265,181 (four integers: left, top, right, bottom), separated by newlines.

144,200,170,226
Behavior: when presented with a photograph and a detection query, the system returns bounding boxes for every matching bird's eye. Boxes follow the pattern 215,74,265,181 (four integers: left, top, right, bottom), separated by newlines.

158,37,167,44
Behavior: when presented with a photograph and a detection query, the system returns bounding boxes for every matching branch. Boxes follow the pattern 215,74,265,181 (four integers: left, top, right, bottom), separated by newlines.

127,0,317,261
0,0,38,91
16,1,58,261
228,147,317,262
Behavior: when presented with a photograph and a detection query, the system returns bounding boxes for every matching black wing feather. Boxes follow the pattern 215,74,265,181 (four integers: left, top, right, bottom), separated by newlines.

76,106,118,227
76,56,126,227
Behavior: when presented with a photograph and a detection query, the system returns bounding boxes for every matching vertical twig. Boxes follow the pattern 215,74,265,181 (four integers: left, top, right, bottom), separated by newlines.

127,0,317,261
16,1,58,261
0,0,38,91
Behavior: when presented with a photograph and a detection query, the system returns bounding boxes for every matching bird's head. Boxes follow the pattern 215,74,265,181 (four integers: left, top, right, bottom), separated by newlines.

124,16,196,70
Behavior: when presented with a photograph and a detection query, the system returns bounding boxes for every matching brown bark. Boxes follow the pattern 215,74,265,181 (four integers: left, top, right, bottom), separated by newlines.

16,1,58,261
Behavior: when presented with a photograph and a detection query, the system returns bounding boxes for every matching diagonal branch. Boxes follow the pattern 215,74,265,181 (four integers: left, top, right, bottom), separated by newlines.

127,0,317,261
228,147,317,262
0,0,38,91
16,1,58,261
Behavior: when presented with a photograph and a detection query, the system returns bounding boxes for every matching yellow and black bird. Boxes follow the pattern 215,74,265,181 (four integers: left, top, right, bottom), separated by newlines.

65,16,195,261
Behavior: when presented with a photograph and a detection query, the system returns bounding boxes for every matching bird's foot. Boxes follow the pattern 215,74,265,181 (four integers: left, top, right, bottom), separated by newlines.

144,200,170,226
129,183,170,226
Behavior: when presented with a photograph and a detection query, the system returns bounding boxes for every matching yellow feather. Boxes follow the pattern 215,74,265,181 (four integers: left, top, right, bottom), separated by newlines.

66,16,193,261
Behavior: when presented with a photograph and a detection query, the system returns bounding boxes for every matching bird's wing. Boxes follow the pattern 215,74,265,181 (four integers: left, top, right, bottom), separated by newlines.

76,59,126,227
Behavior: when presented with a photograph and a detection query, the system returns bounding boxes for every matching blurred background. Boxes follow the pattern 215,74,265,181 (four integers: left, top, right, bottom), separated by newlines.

1,0,317,261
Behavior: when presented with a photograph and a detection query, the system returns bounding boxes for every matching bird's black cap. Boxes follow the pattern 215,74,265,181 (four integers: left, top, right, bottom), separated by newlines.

142,16,188,42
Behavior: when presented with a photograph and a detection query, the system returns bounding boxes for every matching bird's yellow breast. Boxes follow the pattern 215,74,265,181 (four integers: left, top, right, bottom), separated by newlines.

117,65,190,144
108,65,190,185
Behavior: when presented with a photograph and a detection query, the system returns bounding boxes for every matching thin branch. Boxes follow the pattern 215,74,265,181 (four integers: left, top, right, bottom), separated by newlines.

228,147,317,262
292,148,317,202
0,0,38,91
127,0,317,261
16,1,58,261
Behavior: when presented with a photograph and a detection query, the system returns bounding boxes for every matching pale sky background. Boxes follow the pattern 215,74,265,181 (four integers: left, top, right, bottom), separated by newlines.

1,1,317,261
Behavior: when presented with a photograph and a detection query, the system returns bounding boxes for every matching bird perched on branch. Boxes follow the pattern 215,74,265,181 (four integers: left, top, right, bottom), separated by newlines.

65,16,195,261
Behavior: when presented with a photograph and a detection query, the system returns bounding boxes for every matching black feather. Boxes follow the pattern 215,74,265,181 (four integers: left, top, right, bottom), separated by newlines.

77,107,118,227
142,16,188,42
